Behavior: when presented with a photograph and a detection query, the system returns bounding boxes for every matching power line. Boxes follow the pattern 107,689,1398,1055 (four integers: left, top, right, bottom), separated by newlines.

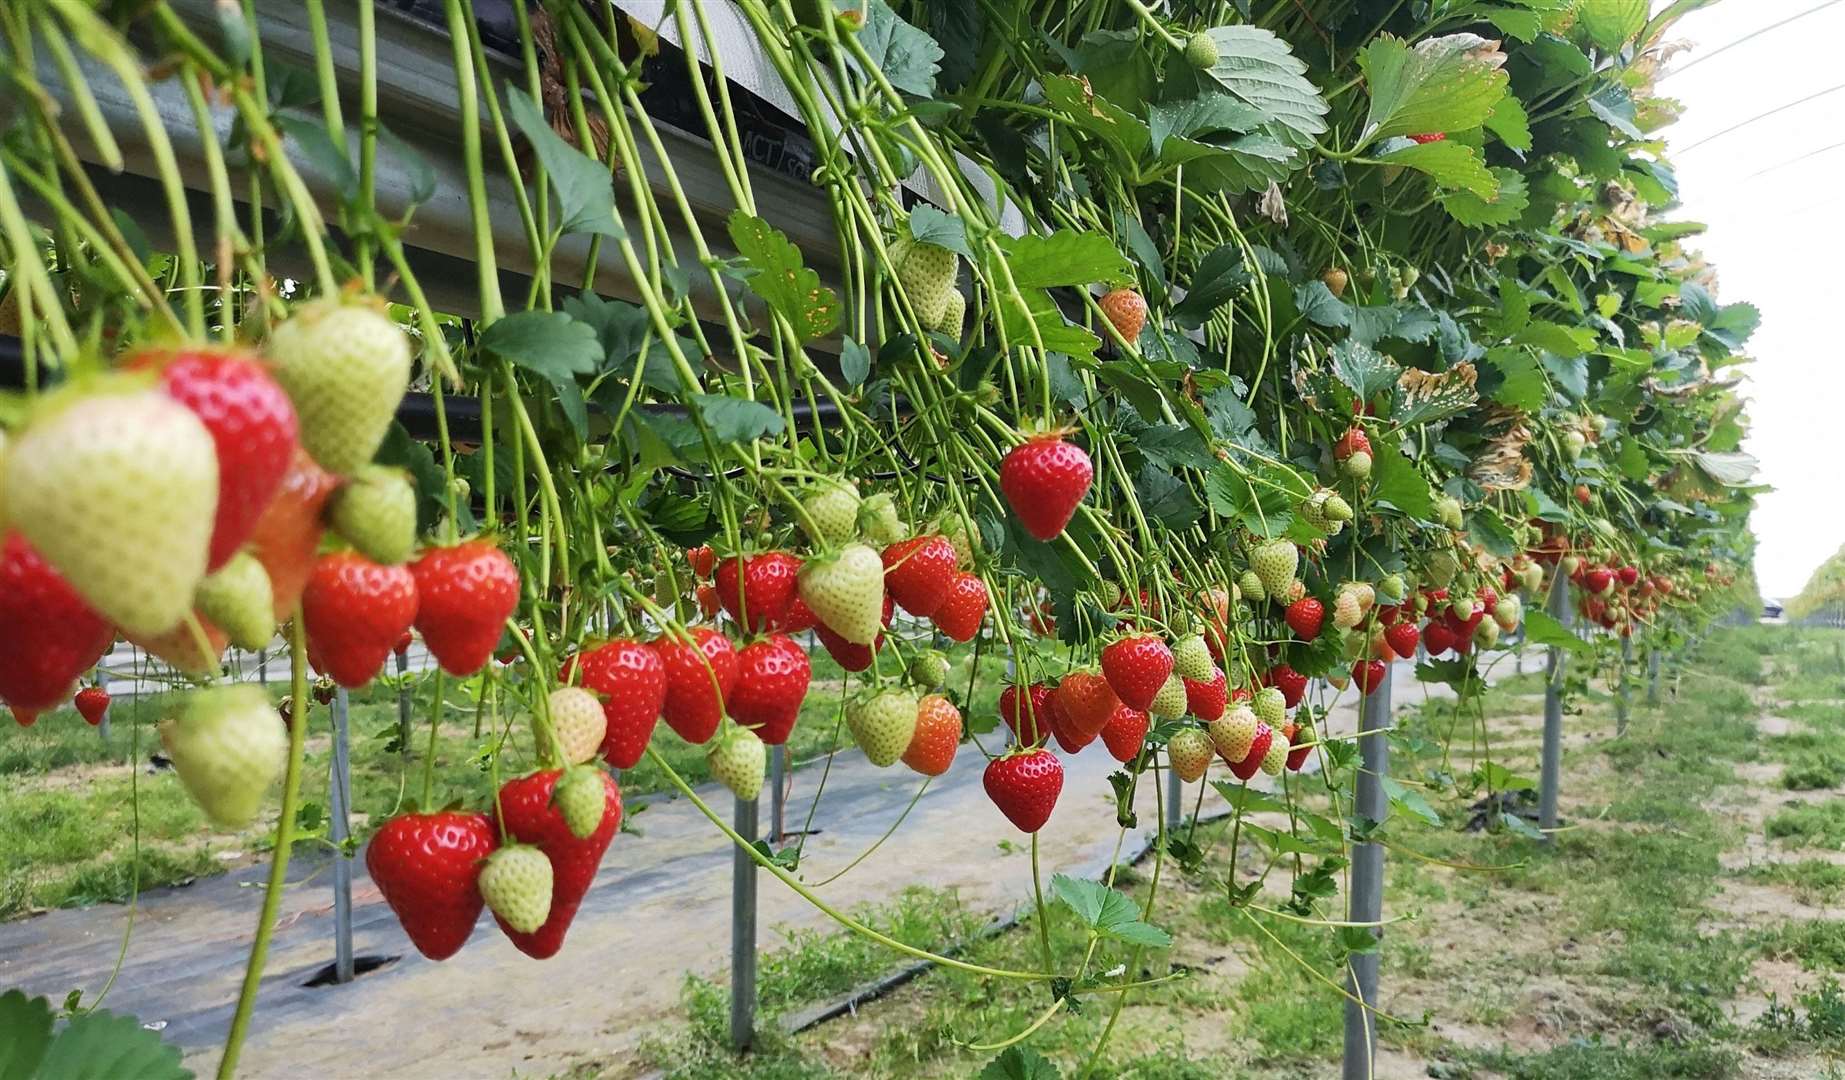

1745,137,1845,180
1662,0,1845,80
1676,82,1845,153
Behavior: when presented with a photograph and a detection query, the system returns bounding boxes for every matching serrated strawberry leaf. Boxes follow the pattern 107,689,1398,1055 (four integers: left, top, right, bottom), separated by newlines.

504,88,622,238
1379,139,1497,198
0,990,55,1080
33,1008,190,1080
995,230,1130,289
859,0,943,98
1358,34,1508,146
726,211,842,341
981,1046,1062,1080
907,205,976,261
1331,340,1401,401
1050,873,1171,946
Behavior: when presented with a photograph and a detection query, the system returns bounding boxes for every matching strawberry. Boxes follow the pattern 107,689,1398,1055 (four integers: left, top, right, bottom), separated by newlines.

1249,540,1298,599
687,545,716,578
1000,433,1092,541
909,649,952,688
0,532,114,713
481,844,554,935
857,493,908,546
1322,267,1349,298
1000,682,1054,745
1169,728,1213,782
265,298,412,476
1252,686,1287,728
1617,565,1639,587
937,289,967,338
247,449,338,621
708,726,766,799
327,465,417,565
1098,287,1147,346
1585,567,1614,595
196,552,278,651
1209,705,1259,765
410,541,519,677
366,810,498,961
1284,722,1314,771
544,686,607,765
1260,726,1291,776
715,552,802,633
935,513,979,569
127,611,228,678
798,543,885,645
653,627,739,744
782,594,820,634
1237,568,1267,605
848,689,919,767
1334,427,1371,462
159,684,287,827
4,388,218,638
1056,671,1121,742
1229,722,1272,781
1099,635,1174,712
1574,483,1592,506
1046,686,1097,753
74,686,109,726
1184,668,1229,722
1149,673,1188,720
1172,634,1214,681
494,768,621,959
567,639,667,770
1352,659,1387,694
1408,132,1447,143
302,552,419,688
1100,702,1150,763
984,749,1063,832
800,480,861,547
1285,597,1325,640
1384,621,1420,660
143,348,299,572
932,571,990,642
1270,664,1308,707
814,606,886,672
1422,620,1454,657
1332,590,1364,631
553,764,609,839
903,694,962,776
891,235,959,331
882,536,957,617
729,633,811,745
1494,594,1522,632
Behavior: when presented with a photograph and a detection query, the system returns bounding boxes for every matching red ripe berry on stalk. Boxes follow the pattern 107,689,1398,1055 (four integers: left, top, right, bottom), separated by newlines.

881,536,957,617
1098,287,1147,346
1408,132,1447,143
566,639,668,769
714,552,801,633
1334,426,1371,461
0,532,115,714
410,541,520,677
493,768,622,959
302,552,419,688
1099,635,1174,711
1269,664,1308,708
1000,432,1092,541
651,627,739,745
1352,659,1387,694
367,810,498,962
1000,682,1054,745
931,572,989,642
729,633,811,745
1285,597,1324,641
74,687,110,726
984,748,1064,833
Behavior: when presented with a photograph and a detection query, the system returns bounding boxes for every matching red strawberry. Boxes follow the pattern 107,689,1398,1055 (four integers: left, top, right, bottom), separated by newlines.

881,536,957,617
74,686,109,726
781,594,819,634
1183,668,1228,722
696,584,720,619
687,545,715,578
366,810,498,961
1285,597,1324,641
1422,621,1454,656
246,449,338,622
715,552,801,633
0,532,114,713
652,627,739,744
409,542,519,677
1408,132,1446,143
984,749,1064,832
1046,686,1098,753
1377,604,1401,626
1384,621,1420,660
1617,565,1639,587
1334,426,1371,461
1099,635,1174,712
1284,722,1313,771
1000,682,1054,744
902,694,962,777
394,631,414,656
494,769,621,959
729,633,811,745
1000,433,1092,541
1230,723,1272,781
1584,567,1614,595
932,572,989,642
567,639,667,769
1352,659,1387,694
814,593,893,672
1270,664,1308,708
1056,671,1121,742
1100,703,1149,763
302,552,419,688
11,706,39,727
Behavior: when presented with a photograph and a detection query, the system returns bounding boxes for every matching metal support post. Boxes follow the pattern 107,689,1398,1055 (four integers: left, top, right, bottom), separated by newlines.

257,647,268,687
1646,648,1660,706
730,793,759,1052
1539,571,1569,840
330,688,355,983
1616,634,1633,734
1165,761,1183,834
770,745,786,845
1342,664,1392,1080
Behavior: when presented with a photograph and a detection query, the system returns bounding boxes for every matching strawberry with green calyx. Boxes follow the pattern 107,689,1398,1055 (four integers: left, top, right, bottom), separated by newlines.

159,684,287,828
1250,539,1298,599
848,689,920,767
303,551,419,688
814,592,891,672
882,535,957,617
798,542,885,646
1383,620,1420,660
1000,431,1093,541
800,480,861,548
1494,594,1523,631
1100,702,1150,763
544,686,607,765
931,571,989,642
890,234,959,332
328,465,417,565
936,289,966,339
652,626,739,745
1251,686,1287,728
1100,634,1175,711
1237,568,1267,605
709,725,767,800
1171,634,1214,681
1322,267,1349,298
1378,573,1408,604
1169,727,1213,782
1056,670,1122,743
1183,30,1218,68
857,493,908,546
1229,722,1273,781
729,633,811,745
1209,705,1258,765
909,649,952,688
196,552,277,652
265,298,412,476
481,844,554,936
1343,450,1373,480
1098,287,1147,346
1285,596,1325,640
1435,496,1465,530
74,686,110,726
1184,667,1229,722
902,694,962,776
1149,672,1188,720
554,764,610,839
1000,682,1054,745
0,531,115,713
565,638,667,770
715,551,802,633
367,810,498,961
494,768,621,959
4,386,219,639
984,748,1063,833
1284,721,1315,771
1260,726,1291,776
411,541,519,677
934,513,980,569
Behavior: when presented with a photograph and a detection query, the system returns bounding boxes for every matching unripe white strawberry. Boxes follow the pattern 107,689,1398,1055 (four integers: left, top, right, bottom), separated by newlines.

1333,590,1365,630
1260,726,1290,775
1172,635,1214,680
555,764,608,839
849,689,919,767
857,493,907,546
480,844,554,934
1149,673,1188,719
798,542,885,645
1343,450,1372,479
328,465,417,565
1250,540,1298,598
1209,706,1259,763
1252,686,1286,727
1494,594,1523,632
196,552,277,651
890,236,958,332
5,388,218,638
546,686,607,765
1238,569,1267,604
709,726,766,800
159,684,286,828
909,649,952,688
935,289,966,338
1169,728,1212,782
801,480,861,548
266,299,411,476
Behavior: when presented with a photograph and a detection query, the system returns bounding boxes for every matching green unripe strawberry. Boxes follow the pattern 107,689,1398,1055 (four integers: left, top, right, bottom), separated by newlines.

1184,30,1219,69
1378,573,1408,604
709,727,766,800
480,844,554,934
1209,706,1258,763
196,552,277,651
934,289,966,338
801,480,861,547
1435,495,1464,530
1563,430,1587,460
1172,635,1214,680
1343,450,1373,480
1323,492,1354,523
798,542,885,645
328,465,417,565
1169,728,1213,782
266,299,411,476
935,513,979,568
546,686,607,766
1300,492,1328,529
159,684,287,828
848,689,919,767
1260,727,1290,776
1238,568,1267,605
910,649,952,688
890,236,958,332
858,493,908,546
1250,540,1298,599
1252,686,1286,727
1150,673,1188,720
1520,563,1545,593
554,764,608,839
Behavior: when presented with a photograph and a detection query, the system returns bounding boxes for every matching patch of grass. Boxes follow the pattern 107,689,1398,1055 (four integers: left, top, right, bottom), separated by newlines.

1744,859,1845,903
1759,920,1845,972
1766,799,1845,848
1782,755,1845,791
1748,976,1845,1056
1464,1037,1739,1079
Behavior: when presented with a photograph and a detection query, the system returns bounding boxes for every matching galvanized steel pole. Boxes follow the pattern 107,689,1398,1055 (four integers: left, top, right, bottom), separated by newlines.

1342,664,1391,1080
770,745,786,845
730,793,759,1051
330,688,355,983
1539,570,1569,840
1617,634,1633,734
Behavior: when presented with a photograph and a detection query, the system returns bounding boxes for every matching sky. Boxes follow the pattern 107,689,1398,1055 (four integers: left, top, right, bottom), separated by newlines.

1656,0,1845,599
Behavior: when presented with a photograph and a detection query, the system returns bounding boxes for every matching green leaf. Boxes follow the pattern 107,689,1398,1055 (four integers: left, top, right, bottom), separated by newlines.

1357,34,1508,145
1134,463,1203,530
1241,822,1325,855
1172,244,1252,327
1379,140,1497,198
1200,26,1330,147
1477,761,1538,792
1523,609,1588,653
1116,211,1167,302
1515,320,1595,357
1041,75,1151,163
1050,874,1170,946
1137,424,1217,471
1441,168,1529,227
1483,6,1543,41
1148,94,1267,157
273,113,356,205
1485,95,1533,152
481,311,602,382
995,230,1130,289
34,1008,190,1080
0,990,55,1080
1295,281,1349,327
1588,83,1643,140
1205,463,1296,537
1211,782,1295,816
727,211,842,341
1381,776,1441,825
860,0,943,97
1500,811,1546,839
908,205,976,261
1578,0,1648,53
689,393,785,443
1330,340,1401,401
1691,450,1759,486
1370,444,1436,520
504,87,622,237
995,287,1100,357
981,1046,1062,1080
840,336,872,388
1484,347,1548,410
